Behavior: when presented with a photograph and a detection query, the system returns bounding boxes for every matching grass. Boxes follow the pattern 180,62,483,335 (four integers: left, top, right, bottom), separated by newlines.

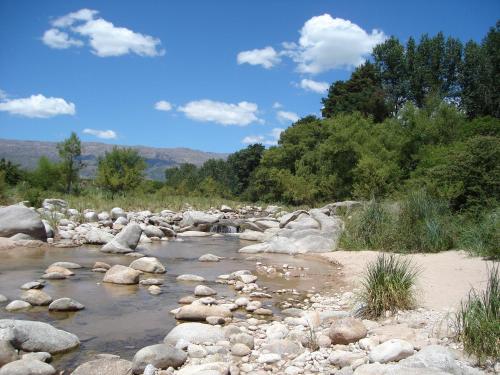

458,210,499,260
455,265,499,364
358,254,420,318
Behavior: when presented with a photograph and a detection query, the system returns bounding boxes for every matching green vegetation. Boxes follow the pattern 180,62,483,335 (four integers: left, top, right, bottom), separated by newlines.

456,265,499,364
359,254,420,318
57,132,82,194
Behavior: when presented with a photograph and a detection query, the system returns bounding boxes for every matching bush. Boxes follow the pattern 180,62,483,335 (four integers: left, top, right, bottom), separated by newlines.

456,265,499,364
21,187,43,208
358,254,419,318
341,200,394,249
458,211,499,260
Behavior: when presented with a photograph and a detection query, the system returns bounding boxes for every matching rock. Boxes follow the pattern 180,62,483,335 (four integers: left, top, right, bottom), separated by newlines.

41,272,66,280
329,317,367,344
187,343,207,358
206,316,225,325
397,345,461,374
93,261,111,270
0,205,46,241
97,211,110,221
258,353,281,364
266,323,289,340
329,350,367,368
111,207,127,220
71,358,133,375
238,274,258,283
49,261,81,269
143,225,165,238
164,323,224,345
20,281,44,290
103,265,141,285
0,358,56,375
176,231,212,237
369,339,414,364
20,290,52,306
0,339,17,367
84,228,114,244
238,230,266,241
262,339,303,356
42,198,67,210
114,216,129,226
84,211,98,222
254,308,273,316
140,278,163,286
101,224,142,253
198,253,223,262
0,295,7,303
44,265,74,276
0,319,79,354
175,304,232,321
42,221,54,239
129,257,165,273
229,332,254,349
176,362,229,375
194,285,217,296
132,343,187,374
48,298,84,312
21,352,51,363
148,285,162,295
180,211,219,227
176,274,205,282
231,343,251,357
5,300,31,311
220,205,233,212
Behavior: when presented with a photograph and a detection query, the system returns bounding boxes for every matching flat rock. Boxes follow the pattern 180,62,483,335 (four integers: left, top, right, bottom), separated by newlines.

71,358,133,375
177,231,212,237
48,261,82,269
20,281,44,290
198,253,223,262
139,278,163,286
164,323,224,345
175,304,232,321
44,265,74,276
20,290,52,306
369,339,414,364
194,285,217,296
48,298,85,312
103,265,141,285
41,272,67,280
176,274,205,282
132,343,187,374
129,257,165,273
5,300,31,311
176,361,229,375
0,358,55,375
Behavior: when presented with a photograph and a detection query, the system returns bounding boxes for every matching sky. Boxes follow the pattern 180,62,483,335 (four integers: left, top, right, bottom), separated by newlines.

0,1,498,153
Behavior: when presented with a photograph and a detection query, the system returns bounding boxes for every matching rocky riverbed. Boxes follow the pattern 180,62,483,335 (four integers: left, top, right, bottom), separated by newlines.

0,200,497,374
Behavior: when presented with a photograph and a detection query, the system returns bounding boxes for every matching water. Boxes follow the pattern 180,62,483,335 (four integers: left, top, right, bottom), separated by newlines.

0,236,341,371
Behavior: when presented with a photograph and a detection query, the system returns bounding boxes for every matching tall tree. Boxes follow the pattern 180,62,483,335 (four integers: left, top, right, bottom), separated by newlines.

227,144,265,195
57,132,82,193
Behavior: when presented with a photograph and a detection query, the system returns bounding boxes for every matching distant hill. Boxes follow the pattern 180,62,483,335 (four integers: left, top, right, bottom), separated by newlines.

0,139,228,180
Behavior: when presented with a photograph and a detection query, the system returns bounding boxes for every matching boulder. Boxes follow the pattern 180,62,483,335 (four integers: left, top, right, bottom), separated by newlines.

0,319,79,354
0,358,56,375
396,345,461,373
84,228,114,244
129,257,165,274
20,290,52,306
231,343,251,357
180,211,219,227
44,265,73,276
164,323,224,345
176,274,205,282
20,281,44,290
143,225,165,238
0,205,46,241
101,224,142,253
0,339,18,367
328,317,367,344
176,362,229,375
194,285,217,296
48,261,81,269
71,358,132,375
84,212,98,222
175,304,232,321
48,298,85,312
103,265,141,285
369,339,414,364
5,300,31,311
132,343,187,374
198,253,223,262
111,207,127,220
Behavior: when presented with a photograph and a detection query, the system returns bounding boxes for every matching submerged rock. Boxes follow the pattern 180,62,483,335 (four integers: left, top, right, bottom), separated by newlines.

176,274,205,282
198,253,223,262
103,265,141,285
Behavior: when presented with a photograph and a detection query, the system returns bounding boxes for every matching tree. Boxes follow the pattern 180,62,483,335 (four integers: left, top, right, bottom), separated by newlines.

227,144,265,195
28,156,62,191
322,62,390,122
0,158,24,185
96,147,146,196
57,132,82,193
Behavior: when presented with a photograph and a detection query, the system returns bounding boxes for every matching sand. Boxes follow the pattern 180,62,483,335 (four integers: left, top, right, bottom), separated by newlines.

313,250,496,310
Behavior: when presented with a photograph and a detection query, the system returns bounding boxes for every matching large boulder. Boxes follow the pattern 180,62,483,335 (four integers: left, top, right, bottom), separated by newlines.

328,317,367,344
0,320,79,354
175,304,232,321
84,228,114,244
48,298,84,312
0,358,56,375
132,344,187,374
103,265,141,285
180,211,219,227
71,358,132,375
20,290,52,306
129,257,165,274
0,205,46,241
101,224,142,253
369,339,414,364
164,323,224,345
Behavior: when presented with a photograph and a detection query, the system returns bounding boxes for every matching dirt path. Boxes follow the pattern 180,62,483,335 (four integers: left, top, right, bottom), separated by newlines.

313,250,496,310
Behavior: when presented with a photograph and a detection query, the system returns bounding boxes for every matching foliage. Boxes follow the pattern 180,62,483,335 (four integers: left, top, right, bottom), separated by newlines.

96,147,146,195
27,156,63,191
458,210,499,259
0,158,24,185
57,132,82,193
0,171,7,203
358,254,419,318
456,265,499,363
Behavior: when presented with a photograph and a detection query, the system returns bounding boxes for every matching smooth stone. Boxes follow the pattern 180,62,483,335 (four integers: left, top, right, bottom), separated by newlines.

0,358,55,375
176,362,229,375
178,295,196,304
132,343,187,374
0,205,47,241
369,339,414,363
198,253,223,262
329,350,367,368
0,339,18,367
41,272,67,280
148,285,162,295
164,323,224,345
231,343,251,356
20,281,44,290
206,316,226,325
48,261,81,269
5,300,31,311
93,261,111,270
194,285,217,296
103,265,141,285
48,298,85,312
44,266,74,276
20,290,52,306
71,358,133,375
21,352,51,363
139,278,163,286
129,257,166,274
258,353,281,364
238,274,258,284
176,274,205,282
101,223,142,254
329,317,367,344
0,295,7,303
261,339,303,356
229,332,254,349
175,304,232,321
187,343,207,358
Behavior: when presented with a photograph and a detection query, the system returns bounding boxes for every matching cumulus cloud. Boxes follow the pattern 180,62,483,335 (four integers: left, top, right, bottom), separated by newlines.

178,99,263,126
300,78,329,93
83,128,117,139
155,100,173,112
237,46,281,69
43,9,164,57
0,94,75,118
291,14,386,73
42,28,84,49
277,110,299,123
242,127,284,146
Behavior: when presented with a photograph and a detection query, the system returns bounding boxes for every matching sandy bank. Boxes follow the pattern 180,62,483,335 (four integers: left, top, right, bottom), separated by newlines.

312,250,496,310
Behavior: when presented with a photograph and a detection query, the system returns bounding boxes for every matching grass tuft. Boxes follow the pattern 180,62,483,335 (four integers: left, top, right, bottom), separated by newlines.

456,265,500,364
358,254,420,318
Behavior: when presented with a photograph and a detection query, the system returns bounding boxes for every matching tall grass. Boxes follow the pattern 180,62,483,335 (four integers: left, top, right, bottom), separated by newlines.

456,265,499,364
458,210,499,260
358,254,420,318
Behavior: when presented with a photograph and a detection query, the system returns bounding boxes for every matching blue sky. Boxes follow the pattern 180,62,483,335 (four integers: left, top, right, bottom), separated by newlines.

0,1,498,153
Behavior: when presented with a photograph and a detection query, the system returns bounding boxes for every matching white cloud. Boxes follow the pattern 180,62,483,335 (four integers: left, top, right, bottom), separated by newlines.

42,28,83,49
43,9,164,57
291,14,386,73
242,127,284,146
272,102,283,109
237,46,281,69
178,99,263,126
83,128,117,139
0,94,75,118
0,89,7,100
277,110,299,123
300,78,329,93
155,100,173,112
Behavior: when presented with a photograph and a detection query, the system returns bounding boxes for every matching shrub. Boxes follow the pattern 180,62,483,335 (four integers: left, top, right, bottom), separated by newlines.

458,211,499,260
358,254,419,318
21,187,43,208
456,265,499,364
341,200,394,249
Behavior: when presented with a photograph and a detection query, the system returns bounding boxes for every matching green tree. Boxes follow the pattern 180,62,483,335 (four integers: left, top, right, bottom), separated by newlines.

227,144,265,195
28,156,62,191
57,132,82,193
96,147,146,196
0,158,24,185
